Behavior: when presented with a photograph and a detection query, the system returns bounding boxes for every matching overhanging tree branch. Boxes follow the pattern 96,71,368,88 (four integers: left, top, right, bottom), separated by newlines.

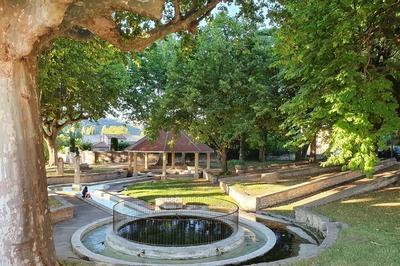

70,0,220,51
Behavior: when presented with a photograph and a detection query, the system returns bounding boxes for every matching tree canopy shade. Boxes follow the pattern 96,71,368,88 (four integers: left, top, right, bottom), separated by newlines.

121,38,178,122
269,0,400,173
39,38,130,165
0,0,264,264
143,14,281,172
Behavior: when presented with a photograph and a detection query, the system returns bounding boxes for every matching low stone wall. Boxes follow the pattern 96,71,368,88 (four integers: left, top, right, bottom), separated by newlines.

222,159,397,211
295,207,331,234
228,187,258,211
235,161,309,174
301,166,400,209
47,170,128,185
50,196,74,224
95,151,128,163
254,210,344,266
257,170,360,209
217,165,340,211
257,159,397,209
203,169,220,184
219,173,260,193
94,152,160,164
278,165,341,178
78,151,95,164
257,208,344,265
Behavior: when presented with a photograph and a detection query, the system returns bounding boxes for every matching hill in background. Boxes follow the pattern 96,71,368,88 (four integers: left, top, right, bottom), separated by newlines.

80,118,141,135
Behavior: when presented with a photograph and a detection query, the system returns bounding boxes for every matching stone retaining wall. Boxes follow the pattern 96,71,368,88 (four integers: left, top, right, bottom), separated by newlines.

94,152,159,164
278,165,341,178
47,170,128,185
235,161,310,174
222,159,397,211
50,196,74,224
253,209,345,265
95,151,129,163
257,170,360,209
301,166,400,209
203,169,220,184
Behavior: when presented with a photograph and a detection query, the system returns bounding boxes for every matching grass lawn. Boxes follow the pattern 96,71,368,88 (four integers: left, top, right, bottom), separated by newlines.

233,179,307,196
123,178,232,205
295,185,400,266
232,172,337,196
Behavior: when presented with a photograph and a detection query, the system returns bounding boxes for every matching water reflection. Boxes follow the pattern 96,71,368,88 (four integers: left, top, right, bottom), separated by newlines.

118,215,233,246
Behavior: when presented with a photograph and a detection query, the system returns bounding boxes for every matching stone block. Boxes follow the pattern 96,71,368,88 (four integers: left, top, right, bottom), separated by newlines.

155,197,183,210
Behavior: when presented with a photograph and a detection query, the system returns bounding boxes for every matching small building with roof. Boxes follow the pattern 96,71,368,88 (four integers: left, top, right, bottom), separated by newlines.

92,141,109,152
125,130,214,178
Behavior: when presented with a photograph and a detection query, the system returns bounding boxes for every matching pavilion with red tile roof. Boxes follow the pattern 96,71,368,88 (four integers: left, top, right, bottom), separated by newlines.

125,130,214,178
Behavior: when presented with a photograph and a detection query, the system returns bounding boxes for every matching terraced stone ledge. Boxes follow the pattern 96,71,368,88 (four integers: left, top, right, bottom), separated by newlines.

50,195,74,224
218,159,398,211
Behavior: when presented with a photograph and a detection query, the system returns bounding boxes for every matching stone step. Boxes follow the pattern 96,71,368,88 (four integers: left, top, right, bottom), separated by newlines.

265,164,400,211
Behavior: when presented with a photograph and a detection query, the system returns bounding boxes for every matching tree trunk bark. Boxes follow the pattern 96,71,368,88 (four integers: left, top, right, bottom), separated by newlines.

0,58,57,265
44,133,58,166
295,145,309,161
309,136,317,163
239,136,245,161
258,147,266,162
219,147,228,173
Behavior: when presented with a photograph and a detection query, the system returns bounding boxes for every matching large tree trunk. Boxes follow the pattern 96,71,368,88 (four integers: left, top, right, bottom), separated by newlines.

239,136,245,161
295,145,309,161
258,147,266,162
309,136,317,163
44,133,58,166
0,58,57,265
219,147,228,173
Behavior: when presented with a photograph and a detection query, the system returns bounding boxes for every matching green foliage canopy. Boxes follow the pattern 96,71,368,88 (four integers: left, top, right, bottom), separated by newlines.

144,14,281,171
270,0,400,173
39,38,131,164
39,38,130,130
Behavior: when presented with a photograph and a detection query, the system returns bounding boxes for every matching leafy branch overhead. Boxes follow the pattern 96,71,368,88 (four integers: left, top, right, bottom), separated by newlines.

39,38,131,165
270,0,400,173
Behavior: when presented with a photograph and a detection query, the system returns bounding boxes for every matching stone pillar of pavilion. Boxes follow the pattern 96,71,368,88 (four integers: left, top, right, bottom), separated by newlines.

72,155,81,191
182,152,186,165
194,152,199,178
206,153,211,170
127,152,133,177
144,153,149,170
162,152,167,179
171,152,176,169
133,152,138,175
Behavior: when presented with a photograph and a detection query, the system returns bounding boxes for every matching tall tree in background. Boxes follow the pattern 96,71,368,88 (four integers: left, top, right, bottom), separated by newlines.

146,14,279,172
39,38,130,165
121,38,178,122
243,29,285,161
270,0,400,172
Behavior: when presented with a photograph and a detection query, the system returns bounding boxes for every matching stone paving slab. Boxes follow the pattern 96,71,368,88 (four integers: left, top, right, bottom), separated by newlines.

52,195,110,261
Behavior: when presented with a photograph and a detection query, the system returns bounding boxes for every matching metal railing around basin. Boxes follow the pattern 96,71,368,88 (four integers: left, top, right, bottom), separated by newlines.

113,197,239,246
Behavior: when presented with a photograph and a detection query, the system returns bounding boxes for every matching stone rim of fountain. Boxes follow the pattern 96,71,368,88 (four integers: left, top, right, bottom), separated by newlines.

71,216,277,266
107,210,245,259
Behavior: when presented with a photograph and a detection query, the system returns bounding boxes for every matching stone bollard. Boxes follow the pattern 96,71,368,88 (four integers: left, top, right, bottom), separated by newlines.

56,157,64,175
72,155,81,191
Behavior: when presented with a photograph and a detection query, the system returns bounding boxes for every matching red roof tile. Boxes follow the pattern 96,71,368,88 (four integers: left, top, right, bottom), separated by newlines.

126,131,214,153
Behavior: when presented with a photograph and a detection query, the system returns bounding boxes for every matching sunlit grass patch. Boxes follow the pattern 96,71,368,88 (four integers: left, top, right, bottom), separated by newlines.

295,185,400,266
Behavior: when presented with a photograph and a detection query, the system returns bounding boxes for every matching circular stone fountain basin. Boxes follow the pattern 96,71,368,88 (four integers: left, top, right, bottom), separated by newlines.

107,211,244,259
117,215,234,246
72,216,276,265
